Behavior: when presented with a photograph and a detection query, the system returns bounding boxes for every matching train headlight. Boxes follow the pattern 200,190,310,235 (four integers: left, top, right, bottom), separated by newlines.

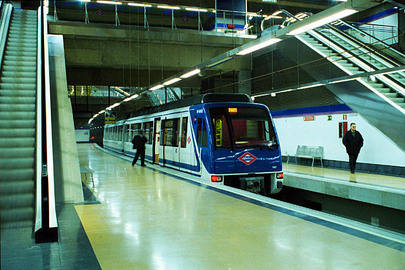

211,175,223,182
276,172,283,179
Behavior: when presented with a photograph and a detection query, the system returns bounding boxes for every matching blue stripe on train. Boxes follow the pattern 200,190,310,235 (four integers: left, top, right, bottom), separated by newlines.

105,145,201,174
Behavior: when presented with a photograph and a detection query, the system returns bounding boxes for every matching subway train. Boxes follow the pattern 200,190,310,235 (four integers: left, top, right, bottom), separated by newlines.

92,93,284,195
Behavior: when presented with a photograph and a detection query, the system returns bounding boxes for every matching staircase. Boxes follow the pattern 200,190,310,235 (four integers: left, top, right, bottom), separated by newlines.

0,9,37,229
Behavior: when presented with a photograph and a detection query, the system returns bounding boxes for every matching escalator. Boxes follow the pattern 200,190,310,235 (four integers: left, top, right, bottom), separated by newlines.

0,9,37,229
293,20,405,151
0,2,58,242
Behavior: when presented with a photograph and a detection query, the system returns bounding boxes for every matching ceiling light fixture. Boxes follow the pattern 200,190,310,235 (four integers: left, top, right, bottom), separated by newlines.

149,84,164,91
185,7,208,12
97,1,122,5
180,69,200,79
157,5,180,10
128,3,152,7
163,77,181,86
288,9,357,35
237,38,282,55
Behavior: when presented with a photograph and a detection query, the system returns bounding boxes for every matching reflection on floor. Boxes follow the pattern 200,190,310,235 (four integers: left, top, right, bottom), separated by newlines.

75,144,405,269
284,163,405,190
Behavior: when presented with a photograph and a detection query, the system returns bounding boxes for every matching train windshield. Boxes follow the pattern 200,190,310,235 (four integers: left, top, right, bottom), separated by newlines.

210,107,277,149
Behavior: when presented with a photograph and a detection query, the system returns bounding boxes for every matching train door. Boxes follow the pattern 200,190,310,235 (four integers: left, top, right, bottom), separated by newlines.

153,118,161,164
196,118,208,173
178,116,188,170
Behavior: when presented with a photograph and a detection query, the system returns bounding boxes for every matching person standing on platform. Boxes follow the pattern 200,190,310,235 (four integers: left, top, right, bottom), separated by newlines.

342,123,363,174
132,131,147,167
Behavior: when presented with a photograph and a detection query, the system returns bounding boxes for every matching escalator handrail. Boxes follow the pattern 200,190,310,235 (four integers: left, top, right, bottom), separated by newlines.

337,20,405,61
327,20,405,66
42,0,58,231
0,3,12,71
34,4,43,235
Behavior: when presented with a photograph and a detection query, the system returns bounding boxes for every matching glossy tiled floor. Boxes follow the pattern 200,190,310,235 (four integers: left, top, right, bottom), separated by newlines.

284,163,405,189
76,144,405,270
0,202,101,270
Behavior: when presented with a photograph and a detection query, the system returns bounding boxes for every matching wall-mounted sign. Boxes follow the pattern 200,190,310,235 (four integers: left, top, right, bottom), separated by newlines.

105,116,116,124
328,115,332,121
343,114,347,120
304,115,315,121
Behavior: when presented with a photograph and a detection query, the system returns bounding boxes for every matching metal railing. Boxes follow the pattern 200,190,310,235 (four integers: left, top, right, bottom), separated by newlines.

35,1,58,242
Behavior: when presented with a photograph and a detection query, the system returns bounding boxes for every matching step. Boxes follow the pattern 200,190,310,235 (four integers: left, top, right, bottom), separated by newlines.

7,38,37,45
0,90,36,97
0,147,35,158
0,83,36,90
0,111,35,120
2,65,36,72
0,194,34,209
0,158,35,170
4,55,36,63
0,138,35,148
0,128,35,138
0,209,34,228
0,180,34,195
2,71,36,78
374,87,391,93
0,168,34,181
0,104,35,112
3,60,36,67
8,34,36,40
390,97,405,103
9,30,37,36
382,92,398,98
6,47,36,53
0,97,36,105
1,77,36,84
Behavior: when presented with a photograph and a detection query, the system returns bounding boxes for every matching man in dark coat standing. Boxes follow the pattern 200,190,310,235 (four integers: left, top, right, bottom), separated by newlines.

132,131,147,167
342,123,363,174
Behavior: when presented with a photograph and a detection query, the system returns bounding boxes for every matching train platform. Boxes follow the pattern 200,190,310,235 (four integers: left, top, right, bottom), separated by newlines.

283,164,405,211
77,143,404,269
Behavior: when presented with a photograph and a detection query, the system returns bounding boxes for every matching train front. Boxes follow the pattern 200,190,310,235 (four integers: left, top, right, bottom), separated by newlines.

205,103,283,195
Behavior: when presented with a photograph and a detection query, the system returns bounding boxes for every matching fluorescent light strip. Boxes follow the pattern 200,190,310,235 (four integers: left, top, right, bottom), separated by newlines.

157,5,180,10
128,3,152,7
180,68,200,79
97,1,122,5
163,77,181,86
124,94,139,101
237,38,282,55
297,83,325,90
81,0,91,2
149,84,164,91
185,8,208,12
288,9,357,35
272,10,283,16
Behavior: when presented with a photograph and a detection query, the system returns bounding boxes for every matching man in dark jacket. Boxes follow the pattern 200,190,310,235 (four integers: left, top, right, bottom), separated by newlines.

342,123,364,174
132,131,147,167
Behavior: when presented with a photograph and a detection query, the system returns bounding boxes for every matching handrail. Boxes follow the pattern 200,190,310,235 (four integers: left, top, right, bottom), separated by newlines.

336,19,405,61
43,0,58,232
0,3,12,71
35,0,58,242
34,4,43,235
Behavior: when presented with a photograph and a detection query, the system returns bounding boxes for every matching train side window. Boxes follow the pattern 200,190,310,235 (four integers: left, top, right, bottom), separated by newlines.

161,118,180,147
144,122,153,144
181,117,188,148
202,121,207,147
197,119,202,146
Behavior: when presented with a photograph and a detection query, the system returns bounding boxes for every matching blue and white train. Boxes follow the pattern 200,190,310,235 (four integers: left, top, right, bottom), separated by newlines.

101,93,284,195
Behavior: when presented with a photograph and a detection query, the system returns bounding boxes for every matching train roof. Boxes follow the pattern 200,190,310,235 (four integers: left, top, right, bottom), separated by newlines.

129,93,252,118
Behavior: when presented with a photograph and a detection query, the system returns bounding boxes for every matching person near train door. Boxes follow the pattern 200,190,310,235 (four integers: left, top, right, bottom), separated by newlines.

132,131,147,167
342,123,363,174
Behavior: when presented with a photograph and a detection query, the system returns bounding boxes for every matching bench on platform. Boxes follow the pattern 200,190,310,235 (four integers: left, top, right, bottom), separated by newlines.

287,145,324,167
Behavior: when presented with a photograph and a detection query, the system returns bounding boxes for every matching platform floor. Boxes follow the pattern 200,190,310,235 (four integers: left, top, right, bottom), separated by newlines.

75,144,405,269
284,163,405,190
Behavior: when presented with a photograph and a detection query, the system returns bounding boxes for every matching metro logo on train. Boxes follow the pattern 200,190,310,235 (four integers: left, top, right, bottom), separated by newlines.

238,152,257,165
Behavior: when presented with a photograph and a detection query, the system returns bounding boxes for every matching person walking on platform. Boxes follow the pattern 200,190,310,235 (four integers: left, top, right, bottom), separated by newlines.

342,123,363,174
132,131,147,167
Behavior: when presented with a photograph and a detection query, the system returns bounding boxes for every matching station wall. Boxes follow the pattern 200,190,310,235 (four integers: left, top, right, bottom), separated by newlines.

272,108,405,168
